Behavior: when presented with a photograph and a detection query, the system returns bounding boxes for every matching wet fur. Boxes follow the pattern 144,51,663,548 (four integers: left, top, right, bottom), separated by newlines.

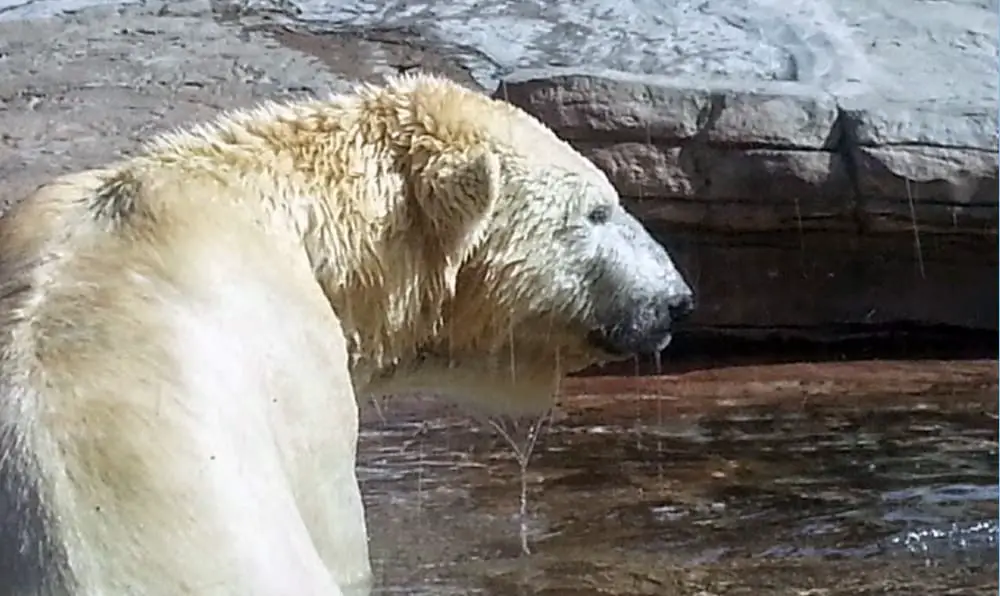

1,172,106,596
0,73,689,595
0,170,368,595
0,76,546,595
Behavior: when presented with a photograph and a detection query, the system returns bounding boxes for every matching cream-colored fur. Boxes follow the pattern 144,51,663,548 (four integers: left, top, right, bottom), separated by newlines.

1,169,369,595
0,74,692,595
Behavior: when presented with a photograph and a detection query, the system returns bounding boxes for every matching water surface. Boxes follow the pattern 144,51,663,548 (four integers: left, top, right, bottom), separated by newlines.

359,360,998,595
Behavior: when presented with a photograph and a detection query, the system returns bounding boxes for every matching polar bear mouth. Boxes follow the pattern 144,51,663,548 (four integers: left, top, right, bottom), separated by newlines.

586,326,673,358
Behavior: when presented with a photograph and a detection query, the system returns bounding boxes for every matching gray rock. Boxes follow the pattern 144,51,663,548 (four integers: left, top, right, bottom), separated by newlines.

669,230,996,331
843,101,998,150
499,68,840,148
828,0,998,104
841,99,999,232
578,143,852,229
241,0,994,104
854,146,998,231
0,0,139,21
0,0,351,207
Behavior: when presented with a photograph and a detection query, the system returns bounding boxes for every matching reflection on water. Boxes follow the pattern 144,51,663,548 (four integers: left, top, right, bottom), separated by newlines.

359,364,998,595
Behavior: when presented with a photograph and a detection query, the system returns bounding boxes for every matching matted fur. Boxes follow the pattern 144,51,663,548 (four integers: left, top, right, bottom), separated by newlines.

0,74,691,595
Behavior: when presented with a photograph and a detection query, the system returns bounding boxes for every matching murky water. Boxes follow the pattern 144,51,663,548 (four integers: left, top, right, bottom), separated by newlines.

359,362,998,595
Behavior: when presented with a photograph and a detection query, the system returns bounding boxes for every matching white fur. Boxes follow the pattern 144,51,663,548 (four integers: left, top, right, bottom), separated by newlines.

0,73,691,595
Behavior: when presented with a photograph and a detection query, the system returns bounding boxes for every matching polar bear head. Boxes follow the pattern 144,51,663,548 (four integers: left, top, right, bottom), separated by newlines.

359,75,694,414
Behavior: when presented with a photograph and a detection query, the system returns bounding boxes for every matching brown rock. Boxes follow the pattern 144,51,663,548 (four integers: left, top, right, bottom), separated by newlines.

841,99,998,234
578,143,853,231
854,145,997,232
576,143,693,198
498,68,840,148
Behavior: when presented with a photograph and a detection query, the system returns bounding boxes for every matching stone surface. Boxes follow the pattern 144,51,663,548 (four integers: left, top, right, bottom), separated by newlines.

494,70,998,333
498,71,843,147
496,70,998,232
8,0,993,100
0,0,354,208
0,0,996,338
218,0,996,104
841,99,999,233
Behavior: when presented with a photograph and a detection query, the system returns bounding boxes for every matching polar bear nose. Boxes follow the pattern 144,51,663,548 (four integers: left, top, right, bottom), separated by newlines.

666,292,695,323
587,290,696,358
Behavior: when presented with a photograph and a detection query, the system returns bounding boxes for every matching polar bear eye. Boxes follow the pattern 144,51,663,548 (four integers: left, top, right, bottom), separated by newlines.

587,205,612,225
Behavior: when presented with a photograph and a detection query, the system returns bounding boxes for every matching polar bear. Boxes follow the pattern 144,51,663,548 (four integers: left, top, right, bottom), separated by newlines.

0,74,693,596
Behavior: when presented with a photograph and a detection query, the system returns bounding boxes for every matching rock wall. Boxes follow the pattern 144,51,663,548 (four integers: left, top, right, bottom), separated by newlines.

497,69,998,338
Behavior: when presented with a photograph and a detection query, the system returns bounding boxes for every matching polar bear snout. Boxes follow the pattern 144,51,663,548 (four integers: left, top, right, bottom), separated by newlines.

581,206,695,358
588,289,695,357
665,292,696,323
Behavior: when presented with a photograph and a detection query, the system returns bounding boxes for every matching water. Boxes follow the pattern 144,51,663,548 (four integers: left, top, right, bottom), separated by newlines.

358,365,998,595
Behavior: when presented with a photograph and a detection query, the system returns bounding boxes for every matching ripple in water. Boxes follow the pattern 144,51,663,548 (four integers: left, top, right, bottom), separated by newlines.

360,390,999,593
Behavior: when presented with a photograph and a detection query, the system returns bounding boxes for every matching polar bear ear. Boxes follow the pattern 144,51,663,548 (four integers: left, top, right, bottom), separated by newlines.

416,145,501,251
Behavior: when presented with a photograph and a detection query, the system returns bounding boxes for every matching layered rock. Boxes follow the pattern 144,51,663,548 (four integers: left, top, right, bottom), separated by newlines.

497,69,998,337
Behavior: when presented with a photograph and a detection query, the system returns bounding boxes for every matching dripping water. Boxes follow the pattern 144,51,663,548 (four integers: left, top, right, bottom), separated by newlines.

905,178,926,279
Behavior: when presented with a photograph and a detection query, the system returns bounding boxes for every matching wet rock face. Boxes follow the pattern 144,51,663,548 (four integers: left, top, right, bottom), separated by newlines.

496,70,999,336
